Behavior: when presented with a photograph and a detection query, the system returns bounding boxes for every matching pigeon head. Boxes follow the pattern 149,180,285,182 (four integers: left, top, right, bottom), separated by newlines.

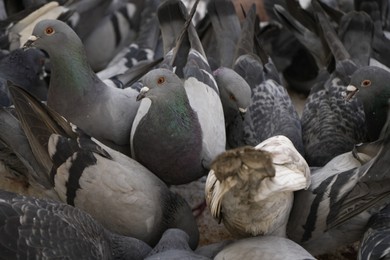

213,67,252,121
23,19,83,55
136,68,185,101
347,66,390,102
347,66,390,140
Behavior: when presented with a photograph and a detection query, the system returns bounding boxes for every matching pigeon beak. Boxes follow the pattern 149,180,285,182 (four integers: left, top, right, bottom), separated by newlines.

239,107,247,120
23,35,38,50
345,85,358,101
136,86,150,101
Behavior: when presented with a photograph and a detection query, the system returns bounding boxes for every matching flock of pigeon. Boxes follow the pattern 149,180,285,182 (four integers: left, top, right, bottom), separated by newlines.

0,0,389,259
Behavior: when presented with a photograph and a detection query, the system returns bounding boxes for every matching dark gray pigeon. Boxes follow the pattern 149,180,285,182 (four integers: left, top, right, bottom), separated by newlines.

23,19,141,155
226,4,304,155
7,83,199,249
131,68,204,185
358,203,390,260
131,0,225,184
300,1,372,166
287,101,390,256
0,189,152,260
145,228,210,260
0,48,48,106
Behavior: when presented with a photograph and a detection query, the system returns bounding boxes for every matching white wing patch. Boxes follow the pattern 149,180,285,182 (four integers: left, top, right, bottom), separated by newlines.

184,77,226,168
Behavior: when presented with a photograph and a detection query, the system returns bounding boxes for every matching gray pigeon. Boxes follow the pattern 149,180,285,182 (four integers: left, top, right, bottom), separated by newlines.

145,228,210,260
358,203,390,260
157,0,226,169
131,68,204,185
131,0,225,184
0,189,152,260
213,236,316,260
347,66,390,141
287,102,390,256
213,67,251,130
205,135,310,238
0,48,48,106
23,19,140,155
8,83,199,249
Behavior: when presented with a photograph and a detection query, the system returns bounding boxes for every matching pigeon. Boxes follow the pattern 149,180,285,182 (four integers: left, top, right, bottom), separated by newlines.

0,189,152,260
0,48,48,106
346,66,390,142
226,4,303,155
213,236,316,260
131,68,203,185
145,228,210,260
158,0,226,170
205,135,310,238
358,203,390,260
213,67,251,130
131,0,226,184
7,83,199,248
287,101,390,256
299,1,372,166
23,19,141,155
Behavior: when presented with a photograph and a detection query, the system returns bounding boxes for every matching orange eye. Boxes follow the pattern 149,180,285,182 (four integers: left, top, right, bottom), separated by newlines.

361,79,371,87
229,93,236,101
45,27,54,35
157,76,165,85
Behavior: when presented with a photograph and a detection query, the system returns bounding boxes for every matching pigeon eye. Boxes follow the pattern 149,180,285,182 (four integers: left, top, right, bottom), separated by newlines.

361,80,371,87
157,76,165,85
229,93,236,101
45,27,55,35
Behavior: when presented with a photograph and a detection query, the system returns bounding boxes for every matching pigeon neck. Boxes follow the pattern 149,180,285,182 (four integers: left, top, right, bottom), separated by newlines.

48,43,101,98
